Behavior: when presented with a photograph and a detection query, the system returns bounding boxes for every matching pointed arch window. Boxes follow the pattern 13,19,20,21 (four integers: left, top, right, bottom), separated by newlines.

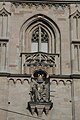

31,26,49,53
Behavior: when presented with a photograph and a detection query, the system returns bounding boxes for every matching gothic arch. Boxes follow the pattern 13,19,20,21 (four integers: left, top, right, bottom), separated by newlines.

19,14,61,54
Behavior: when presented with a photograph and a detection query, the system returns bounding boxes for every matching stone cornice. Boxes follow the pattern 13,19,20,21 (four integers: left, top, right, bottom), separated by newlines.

72,41,80,44
10,2,69,9
0,38,9,42
0,73,80,79
0,73,31,77
49,74,80,79
0,0,80,3
2,0,79,9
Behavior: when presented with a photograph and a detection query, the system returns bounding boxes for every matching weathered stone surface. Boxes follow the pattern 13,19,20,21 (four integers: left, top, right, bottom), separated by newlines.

0,1,80,120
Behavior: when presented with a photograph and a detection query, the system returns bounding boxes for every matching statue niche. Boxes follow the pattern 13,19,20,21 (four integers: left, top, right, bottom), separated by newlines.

28,69,53,116
30,74,49,102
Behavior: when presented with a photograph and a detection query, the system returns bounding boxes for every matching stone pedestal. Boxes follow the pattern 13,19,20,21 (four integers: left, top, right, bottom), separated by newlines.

28,102,53,117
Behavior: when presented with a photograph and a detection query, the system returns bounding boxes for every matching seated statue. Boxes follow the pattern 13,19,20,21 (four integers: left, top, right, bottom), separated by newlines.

30,74,47,102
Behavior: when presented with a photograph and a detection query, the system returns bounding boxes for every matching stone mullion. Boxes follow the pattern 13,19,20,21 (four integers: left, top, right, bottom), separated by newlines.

39,25,41,52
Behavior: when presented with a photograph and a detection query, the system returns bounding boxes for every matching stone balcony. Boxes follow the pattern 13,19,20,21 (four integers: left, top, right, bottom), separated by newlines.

20,52,60,74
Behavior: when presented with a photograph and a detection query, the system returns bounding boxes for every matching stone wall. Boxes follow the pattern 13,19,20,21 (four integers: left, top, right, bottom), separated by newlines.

0,1,80,120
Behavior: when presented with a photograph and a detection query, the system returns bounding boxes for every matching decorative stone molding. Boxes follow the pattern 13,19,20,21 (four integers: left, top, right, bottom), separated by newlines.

12,2,68,9
8,77,31,84
8,74,73,85
50,79,72,85
1,0,80,2
25,52,59,67
20,52,59,74
8,78,30,84
8,77,72,85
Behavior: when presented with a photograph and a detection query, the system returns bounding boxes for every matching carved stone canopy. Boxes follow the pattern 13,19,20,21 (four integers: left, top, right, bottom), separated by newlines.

1,0,79,2
33,69,47,78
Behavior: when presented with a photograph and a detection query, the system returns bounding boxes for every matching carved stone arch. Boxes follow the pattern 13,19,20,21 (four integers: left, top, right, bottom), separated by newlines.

20,14,61,54
20,14,61,74
51,79,58,85
16,78,23,84
23,79,30,84
26,22,53,53
9,78,16,84
59,79,66,85
66,79,72,84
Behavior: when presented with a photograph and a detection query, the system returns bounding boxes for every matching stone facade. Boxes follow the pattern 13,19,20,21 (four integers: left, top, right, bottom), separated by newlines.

0,1,80,120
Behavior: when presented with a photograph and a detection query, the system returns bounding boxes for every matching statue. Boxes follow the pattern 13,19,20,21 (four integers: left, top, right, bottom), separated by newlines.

28,70,53,116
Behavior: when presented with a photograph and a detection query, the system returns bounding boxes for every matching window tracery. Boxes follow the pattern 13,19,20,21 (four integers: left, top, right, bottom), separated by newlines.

31,26,49,53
